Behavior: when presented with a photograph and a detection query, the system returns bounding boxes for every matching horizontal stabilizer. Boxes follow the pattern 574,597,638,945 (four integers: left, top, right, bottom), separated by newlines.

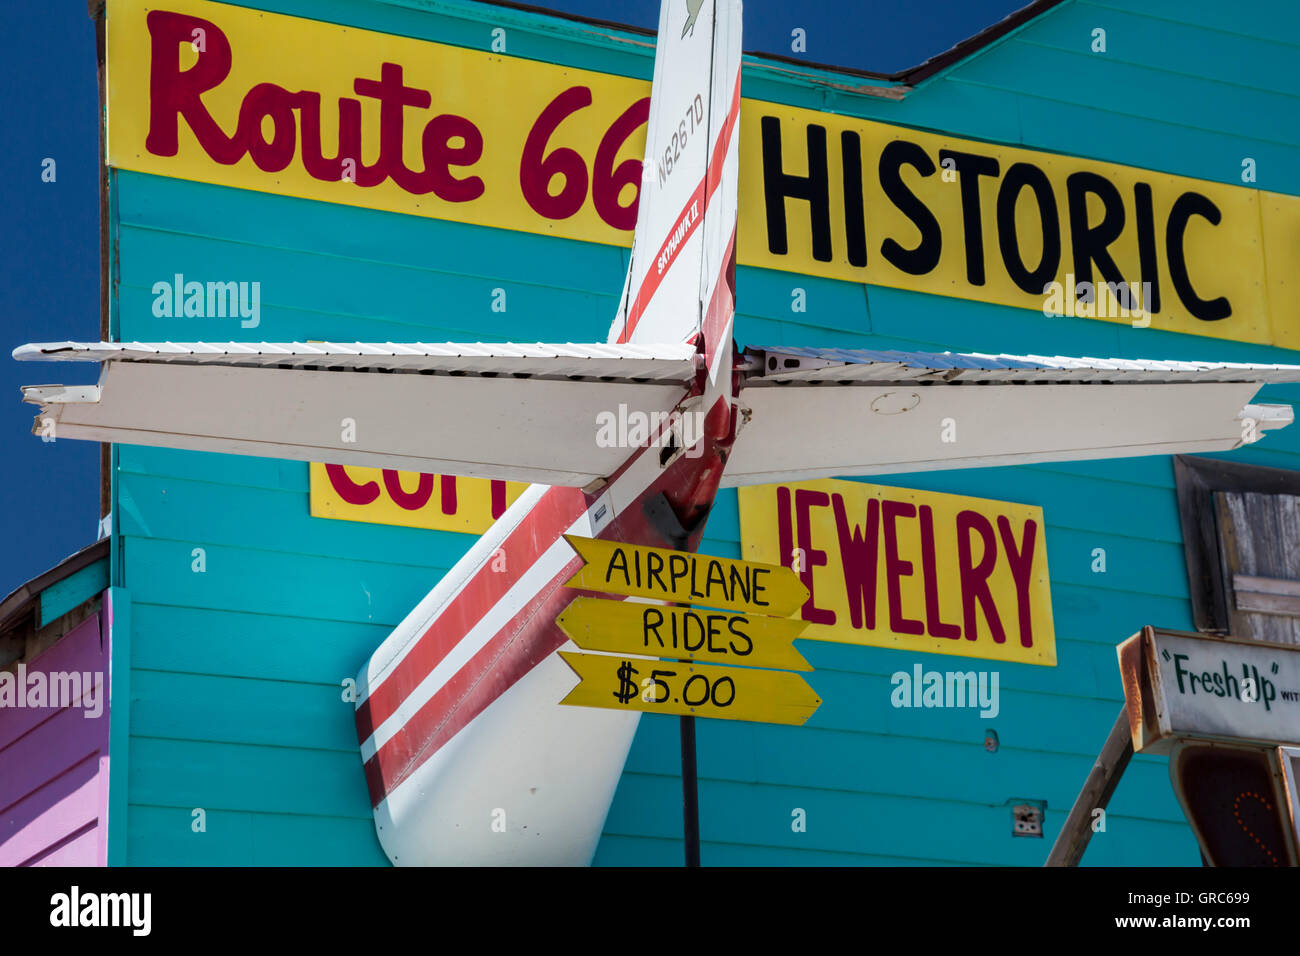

724,347,1300,486
14,340,698,381
16,341,699,486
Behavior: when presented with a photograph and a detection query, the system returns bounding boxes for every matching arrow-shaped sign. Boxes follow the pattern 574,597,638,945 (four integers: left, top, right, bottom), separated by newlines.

562,535,809,616
558,651,821,726
557,596,812,671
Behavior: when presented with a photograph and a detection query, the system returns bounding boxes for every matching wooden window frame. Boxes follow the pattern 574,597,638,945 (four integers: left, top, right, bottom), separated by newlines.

1174,455,1300,634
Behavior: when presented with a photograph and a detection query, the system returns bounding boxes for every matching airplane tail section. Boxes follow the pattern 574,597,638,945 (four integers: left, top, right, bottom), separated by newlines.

608,0,742,364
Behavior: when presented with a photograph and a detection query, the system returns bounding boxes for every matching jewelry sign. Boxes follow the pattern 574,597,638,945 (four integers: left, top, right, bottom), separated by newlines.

739,478,1055,666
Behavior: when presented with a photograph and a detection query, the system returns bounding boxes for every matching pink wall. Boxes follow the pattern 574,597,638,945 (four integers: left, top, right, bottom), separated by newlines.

0,606,110,866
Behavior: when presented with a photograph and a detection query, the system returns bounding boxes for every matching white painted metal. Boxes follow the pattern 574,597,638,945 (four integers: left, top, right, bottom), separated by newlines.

17,384,102,404
363,485,640,866
722,381,1282,486
747,347,1300,384
14,340,699,382
607,0,735,346
1145,631,1300,749
26,361,689,486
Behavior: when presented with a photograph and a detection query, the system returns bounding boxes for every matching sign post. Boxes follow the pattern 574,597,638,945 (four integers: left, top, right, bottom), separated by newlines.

681,716,700,868
557,536,817,866
1051,626,1300,866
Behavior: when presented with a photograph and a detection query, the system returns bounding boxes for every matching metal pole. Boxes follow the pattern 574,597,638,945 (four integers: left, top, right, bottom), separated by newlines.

1045,707,1134,866
680,715,700,867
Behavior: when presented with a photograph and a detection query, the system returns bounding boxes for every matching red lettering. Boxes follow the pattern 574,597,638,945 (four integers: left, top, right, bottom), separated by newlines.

490,480,508,519
354,62,431,190
325,464,380,505
418,113,486,201
238,83,297,172
296,91,373,183
956,510,1006,643
145,11,240,162
832,493,880,630
145,16,484,199
777,485,794,578
440,475,458,516
520,86,591,220
919,505,961,639
383,470,434,510
795,489,835,625
591,97,650,230
997,516,1038,648
881,501,924,636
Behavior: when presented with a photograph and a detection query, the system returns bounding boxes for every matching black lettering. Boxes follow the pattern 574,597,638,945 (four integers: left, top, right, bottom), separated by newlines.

938,149,999,285
606,547,630,587
668,554,689,593
683,611,706,652
751,567,770,607
727,564,751,607
1066,171,1126,302
706,613,726,654
996,161,1060,294
879,139,941,275
646,551,666,594
1166,192,1230,320
706,559,729,601
1132,182,1162,314
727,615,753,656
642,607,665,648
841,130,867,267
760,116,831,261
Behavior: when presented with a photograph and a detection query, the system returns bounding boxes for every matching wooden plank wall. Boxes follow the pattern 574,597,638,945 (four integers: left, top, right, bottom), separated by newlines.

0,612,110,866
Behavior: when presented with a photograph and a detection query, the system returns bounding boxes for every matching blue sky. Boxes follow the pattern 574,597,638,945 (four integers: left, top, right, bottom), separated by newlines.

0,0,1028,597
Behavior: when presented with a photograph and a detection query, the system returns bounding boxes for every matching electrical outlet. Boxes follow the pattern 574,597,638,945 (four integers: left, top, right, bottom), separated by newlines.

1011,801,1045,838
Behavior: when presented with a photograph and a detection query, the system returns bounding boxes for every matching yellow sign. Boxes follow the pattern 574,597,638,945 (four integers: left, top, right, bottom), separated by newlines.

556,596,812,671
558,651,821,725
309,462,527,534
106,0,1300,346
563,535,809,615
738,479,1056,666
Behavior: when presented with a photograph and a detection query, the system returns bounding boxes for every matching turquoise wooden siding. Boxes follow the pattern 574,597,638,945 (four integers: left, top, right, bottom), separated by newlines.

108,0,1300,865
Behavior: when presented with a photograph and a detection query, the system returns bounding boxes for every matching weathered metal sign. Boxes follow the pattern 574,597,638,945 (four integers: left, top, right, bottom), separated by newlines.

1118,626,1300,753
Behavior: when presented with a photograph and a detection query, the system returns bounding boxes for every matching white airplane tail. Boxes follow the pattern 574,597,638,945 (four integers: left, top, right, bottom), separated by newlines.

608,0,742,372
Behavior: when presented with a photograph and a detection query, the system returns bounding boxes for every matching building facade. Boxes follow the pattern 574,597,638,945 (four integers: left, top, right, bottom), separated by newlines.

12,0,1300,865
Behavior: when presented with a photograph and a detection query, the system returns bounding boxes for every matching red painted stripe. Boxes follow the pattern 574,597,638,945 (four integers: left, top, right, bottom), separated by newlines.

364,436,724,806
702,225,738,362
618,73,742,344
354,485,588,741
364,554,580,806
